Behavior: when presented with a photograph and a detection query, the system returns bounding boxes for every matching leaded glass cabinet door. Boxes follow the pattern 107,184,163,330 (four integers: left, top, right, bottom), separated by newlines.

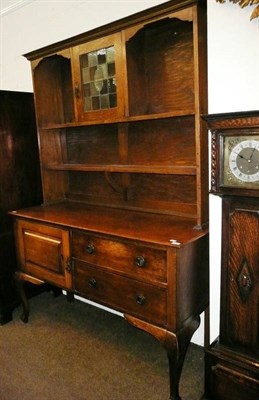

72,33,126,122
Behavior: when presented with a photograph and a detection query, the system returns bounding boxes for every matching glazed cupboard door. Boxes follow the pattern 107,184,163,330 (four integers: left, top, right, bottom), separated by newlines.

72,32,127,122
15,219,72,290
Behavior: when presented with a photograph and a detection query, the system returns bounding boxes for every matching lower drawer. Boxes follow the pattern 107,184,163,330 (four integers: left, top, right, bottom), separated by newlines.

73,260,167,326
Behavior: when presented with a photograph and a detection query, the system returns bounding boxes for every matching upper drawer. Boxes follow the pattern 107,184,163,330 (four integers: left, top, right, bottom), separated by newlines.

71,231,167,284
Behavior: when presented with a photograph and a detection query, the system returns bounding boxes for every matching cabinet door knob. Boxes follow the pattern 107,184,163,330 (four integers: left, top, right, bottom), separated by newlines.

135,256,146,267
85,243,95,254
136,294,146,305
88,278,97,288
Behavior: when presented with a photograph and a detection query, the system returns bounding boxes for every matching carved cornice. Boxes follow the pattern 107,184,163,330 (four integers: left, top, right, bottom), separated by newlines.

216,0,259,20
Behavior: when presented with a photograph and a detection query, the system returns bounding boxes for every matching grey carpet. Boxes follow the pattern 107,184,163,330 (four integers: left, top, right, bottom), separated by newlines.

0,292,204,400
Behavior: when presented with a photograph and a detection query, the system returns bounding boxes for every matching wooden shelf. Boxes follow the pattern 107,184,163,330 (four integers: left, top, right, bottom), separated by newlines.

40,110,195,130
43,163,197,175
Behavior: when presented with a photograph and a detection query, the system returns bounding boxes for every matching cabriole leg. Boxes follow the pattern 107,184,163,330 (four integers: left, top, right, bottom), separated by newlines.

15,272,29,323
14,272,44,323
165,316,201,400
125,314,201,400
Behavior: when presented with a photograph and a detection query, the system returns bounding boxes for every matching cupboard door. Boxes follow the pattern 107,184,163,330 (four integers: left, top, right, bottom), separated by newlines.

72,33,126,122
15,220,72,289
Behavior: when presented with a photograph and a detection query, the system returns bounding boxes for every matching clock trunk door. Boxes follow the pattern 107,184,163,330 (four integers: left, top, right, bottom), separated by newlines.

221,203,259,357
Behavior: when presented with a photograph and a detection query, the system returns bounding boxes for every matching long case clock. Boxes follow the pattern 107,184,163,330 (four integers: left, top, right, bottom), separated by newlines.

203,111,259,400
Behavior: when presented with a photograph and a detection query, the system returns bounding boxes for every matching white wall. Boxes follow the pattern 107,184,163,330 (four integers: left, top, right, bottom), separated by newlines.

0,0,166,91
1,0,259,346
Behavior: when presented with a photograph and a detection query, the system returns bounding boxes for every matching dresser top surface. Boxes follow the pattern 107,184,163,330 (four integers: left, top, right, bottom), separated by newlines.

10,202,207,247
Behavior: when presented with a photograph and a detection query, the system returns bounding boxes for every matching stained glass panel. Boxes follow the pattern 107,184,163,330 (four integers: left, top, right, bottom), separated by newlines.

80,46,117,112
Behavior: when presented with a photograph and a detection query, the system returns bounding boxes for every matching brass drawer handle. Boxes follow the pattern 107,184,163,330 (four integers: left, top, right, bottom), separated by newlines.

135,256,146,268
136,294,146,306
85,243,95,254
88,278,97,288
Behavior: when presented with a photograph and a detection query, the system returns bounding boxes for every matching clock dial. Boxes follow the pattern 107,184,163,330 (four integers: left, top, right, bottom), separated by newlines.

229,140,259,182
222,135,259,188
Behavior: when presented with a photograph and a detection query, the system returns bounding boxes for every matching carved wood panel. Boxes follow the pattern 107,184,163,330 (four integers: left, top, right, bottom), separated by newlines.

221,206,259,354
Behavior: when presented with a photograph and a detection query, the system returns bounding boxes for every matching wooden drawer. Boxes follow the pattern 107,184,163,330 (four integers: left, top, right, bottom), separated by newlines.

15,219,72,289
72,231,167,284
73,260,167,326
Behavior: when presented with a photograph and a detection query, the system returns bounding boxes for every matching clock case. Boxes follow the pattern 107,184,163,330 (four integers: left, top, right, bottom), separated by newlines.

202,110,259,399
204,111,259,197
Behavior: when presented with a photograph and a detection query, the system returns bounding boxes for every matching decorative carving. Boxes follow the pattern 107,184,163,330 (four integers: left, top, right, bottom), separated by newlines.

236,259,254,302
216,0,259,20
211,130,217,192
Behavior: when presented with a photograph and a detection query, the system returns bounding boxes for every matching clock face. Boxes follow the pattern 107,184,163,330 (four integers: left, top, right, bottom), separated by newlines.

229,140,259,182
222,135,259,188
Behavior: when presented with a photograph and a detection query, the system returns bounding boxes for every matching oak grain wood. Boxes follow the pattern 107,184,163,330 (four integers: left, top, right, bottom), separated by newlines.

11,2,209,399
